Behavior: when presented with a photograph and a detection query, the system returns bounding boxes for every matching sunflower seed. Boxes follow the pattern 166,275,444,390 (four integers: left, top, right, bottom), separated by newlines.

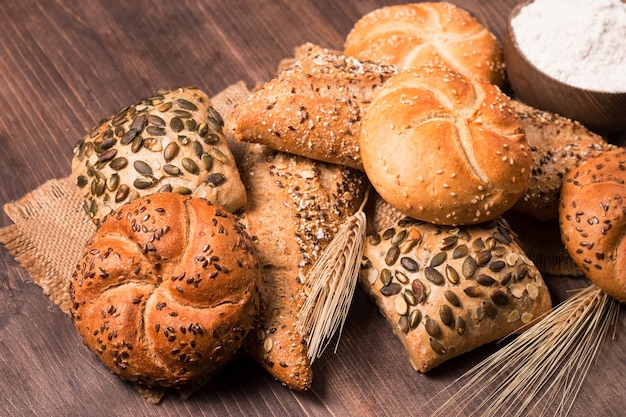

475,250,492,266
97,148,117,162
490,290,510,306
476,274,496,286
482,301,498,319
380,283,401,296
439,235,458,251
462,256,478,278
147,115,165,126
411,279,426,303
452,244,469,259
146,126,165,136
400,257,419,272
463,286,482,297
430,252,447,267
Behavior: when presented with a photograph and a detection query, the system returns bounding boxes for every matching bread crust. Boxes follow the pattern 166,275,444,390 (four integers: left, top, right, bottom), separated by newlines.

239,145,367,390
70,193,261,387
511,100,613,221
360,65,530,226
72,86,246,227
559,148,626,302
226,44,397,170
361,199,552,372
344,2,505,86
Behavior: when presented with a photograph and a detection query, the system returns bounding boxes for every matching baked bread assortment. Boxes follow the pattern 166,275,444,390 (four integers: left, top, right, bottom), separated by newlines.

72,86,246,227
360,65,531,226
344,2,506,86
361,198,552,372
559,148,626,303
70,193,261,387
511,100,614,221
238,145,368,390
226,44,398,170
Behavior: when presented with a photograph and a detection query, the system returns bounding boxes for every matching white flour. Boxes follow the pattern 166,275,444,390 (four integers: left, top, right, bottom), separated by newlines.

511,0,626,92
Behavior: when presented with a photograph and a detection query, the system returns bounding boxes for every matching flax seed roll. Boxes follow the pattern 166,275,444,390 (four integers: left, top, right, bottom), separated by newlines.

344,2,506,86
560,148,626,302
360,65,531,226
70,193,261,387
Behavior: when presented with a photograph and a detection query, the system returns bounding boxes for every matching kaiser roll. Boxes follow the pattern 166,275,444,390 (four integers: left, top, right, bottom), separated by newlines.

70,192,261,387
344,2,506,86
360,65,531,226
559,148,626,303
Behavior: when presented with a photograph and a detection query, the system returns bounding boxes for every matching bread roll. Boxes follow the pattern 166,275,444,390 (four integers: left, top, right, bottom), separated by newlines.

72,86,246,227
70,193,261,387
239,145,368,390
225,44,397,170
361,199,552,372
559,148,626,302
360,65,531,226
344,2,505,86
512,100,613,221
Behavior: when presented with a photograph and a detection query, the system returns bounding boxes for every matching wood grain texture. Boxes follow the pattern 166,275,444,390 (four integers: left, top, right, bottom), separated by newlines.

0,1,625,416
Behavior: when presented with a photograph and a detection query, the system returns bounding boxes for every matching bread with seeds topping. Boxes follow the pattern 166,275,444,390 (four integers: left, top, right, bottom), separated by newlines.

225,45,398,170
70,192,261,388
238,144,368,390
511,100,613,221
361,198,552,373
72,86,246,227
560,148,626,303
344,2,506,86
360,65,531,226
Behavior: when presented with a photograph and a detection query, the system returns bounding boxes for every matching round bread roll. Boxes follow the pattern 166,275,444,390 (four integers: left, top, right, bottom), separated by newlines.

344,2,505,86
559,148,626,303
70,193,261,387
72,86,247,227
360,65,531,226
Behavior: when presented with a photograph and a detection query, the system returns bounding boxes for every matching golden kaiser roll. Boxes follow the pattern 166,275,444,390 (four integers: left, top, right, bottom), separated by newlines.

344,2,506,86
560,148,626,303
360,65,531,226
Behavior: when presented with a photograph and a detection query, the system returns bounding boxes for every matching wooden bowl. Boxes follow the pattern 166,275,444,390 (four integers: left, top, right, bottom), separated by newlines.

504,1,626,134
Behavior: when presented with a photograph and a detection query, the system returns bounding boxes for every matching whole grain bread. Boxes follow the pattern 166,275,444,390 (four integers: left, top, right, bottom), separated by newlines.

238,144,368,390
226,44,398,170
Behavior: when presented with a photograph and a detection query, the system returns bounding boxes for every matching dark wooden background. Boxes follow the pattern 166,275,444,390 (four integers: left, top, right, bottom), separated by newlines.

1,1,624,416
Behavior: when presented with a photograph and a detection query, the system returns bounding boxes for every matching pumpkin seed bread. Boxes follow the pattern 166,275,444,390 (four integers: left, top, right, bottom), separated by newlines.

225,45,398,170
238,144,368,390
360,198,552,373
72,86,246,227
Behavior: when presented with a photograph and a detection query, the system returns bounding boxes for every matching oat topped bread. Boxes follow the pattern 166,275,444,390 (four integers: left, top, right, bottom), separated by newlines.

226,43,398,170
72,86,246,227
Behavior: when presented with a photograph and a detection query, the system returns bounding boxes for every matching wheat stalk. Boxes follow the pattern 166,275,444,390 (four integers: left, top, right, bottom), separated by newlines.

297,187,370,362
431,284,620,417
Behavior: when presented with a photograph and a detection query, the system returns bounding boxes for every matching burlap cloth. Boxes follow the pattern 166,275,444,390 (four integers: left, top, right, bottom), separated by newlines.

0,80,581,403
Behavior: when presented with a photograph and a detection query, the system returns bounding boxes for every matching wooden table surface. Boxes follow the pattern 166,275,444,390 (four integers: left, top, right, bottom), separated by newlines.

1,1,624,416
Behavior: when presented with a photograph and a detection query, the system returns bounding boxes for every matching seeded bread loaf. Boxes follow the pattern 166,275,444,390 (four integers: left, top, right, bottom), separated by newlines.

360,199,552,373
72,86,246,227
344,2,506,86
511,100,613,221
560,148,626,303
360,65,531,226
70,193,261,387
239,144,368,390
225,45,398,170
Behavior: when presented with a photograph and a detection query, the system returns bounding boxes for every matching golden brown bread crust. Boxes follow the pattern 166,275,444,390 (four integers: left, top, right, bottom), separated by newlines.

360,65,531,226
70,193,261,388
72,86,246,227
361,199,552,372
239,145,367,390
511,100,613,221
559,148,626,303
344,2,505,86
225,44,398,170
